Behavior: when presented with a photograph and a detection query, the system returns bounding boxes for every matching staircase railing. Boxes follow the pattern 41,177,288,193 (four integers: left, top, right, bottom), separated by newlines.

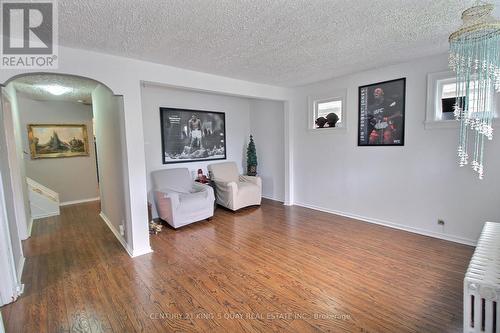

26,177,60,219
26,177,59,203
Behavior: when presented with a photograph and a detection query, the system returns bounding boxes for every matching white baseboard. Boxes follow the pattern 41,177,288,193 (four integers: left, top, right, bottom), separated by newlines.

15,256,24,299
130,246,154,258
16,256,24,282
99,212,131,255
262,194,284,203
31,212,59,220
60,197,100,207
99,212,153,258
294,201,477,246
27,217,33,237
0,311,5,333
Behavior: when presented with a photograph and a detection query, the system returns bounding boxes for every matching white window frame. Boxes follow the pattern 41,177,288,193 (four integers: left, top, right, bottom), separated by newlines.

308,89,347,131
425,70,499,129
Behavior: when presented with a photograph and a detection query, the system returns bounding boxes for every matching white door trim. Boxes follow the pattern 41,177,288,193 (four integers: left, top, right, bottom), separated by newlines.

0,87,24,306
0,148,22,307
1,90,29,240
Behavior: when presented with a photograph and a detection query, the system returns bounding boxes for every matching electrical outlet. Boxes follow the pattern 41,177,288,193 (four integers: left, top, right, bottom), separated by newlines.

437,219,445,226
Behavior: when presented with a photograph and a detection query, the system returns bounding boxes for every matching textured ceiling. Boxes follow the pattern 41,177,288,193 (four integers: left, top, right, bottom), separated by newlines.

13,74,98,104
58,0,486,86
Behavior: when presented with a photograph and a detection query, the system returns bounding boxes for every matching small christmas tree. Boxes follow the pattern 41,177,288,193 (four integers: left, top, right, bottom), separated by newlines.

247,135,258,176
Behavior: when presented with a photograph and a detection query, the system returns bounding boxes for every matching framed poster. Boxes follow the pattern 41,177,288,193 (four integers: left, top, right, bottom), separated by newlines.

160,107,226,164
358,78,406,146
28,124,89,159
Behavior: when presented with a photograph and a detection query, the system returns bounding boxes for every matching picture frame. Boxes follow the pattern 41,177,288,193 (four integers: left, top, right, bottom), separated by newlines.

358,78,406,146
159,107,227,164
28,124,90,159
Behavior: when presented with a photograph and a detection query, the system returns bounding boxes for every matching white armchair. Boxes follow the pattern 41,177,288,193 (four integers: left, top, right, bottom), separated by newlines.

207,162,262,211
151,168,214,229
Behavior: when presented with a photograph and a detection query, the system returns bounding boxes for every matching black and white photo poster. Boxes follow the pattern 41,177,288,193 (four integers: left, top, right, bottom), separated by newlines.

160,108,226,164
358,78,406,146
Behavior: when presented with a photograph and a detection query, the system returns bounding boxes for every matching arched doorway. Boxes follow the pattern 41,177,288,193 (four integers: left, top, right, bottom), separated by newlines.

0,73,133,305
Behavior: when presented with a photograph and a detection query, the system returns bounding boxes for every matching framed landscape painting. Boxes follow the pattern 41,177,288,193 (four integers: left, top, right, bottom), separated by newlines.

358,78,406,146
28,124,90,159
160,107,226,164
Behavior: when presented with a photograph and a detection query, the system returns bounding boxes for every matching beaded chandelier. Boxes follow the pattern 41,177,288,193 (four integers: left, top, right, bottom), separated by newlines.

449,2,500,179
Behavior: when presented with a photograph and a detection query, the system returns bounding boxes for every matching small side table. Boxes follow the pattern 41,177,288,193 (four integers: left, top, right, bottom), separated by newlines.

195,179,217,210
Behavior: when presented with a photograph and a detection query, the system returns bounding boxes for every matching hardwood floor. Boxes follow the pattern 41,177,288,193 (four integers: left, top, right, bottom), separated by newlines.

1,199,473,333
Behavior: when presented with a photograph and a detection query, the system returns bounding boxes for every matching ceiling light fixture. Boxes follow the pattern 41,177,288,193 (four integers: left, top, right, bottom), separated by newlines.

449,2,500,179
38,84,73,96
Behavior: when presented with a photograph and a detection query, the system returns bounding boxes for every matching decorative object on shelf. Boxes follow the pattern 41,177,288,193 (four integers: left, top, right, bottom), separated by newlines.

246,135,258,176
315,113,339,128
326,112,339,128
197,168,209,184
449,2,500,179
358,78,406,146
159,107,226,164
315,116,327,128
27,124,89,159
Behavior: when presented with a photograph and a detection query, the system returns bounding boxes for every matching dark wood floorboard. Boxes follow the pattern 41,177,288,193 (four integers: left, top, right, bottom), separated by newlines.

1,199,473,333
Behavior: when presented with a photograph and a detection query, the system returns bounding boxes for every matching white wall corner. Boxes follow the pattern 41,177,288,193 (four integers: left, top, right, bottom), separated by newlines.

99,212,153,258
284,100,294,205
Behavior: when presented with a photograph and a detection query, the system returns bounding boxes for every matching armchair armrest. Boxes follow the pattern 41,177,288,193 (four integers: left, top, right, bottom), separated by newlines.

192,182,215,201
212,179,238,192
239,175,262,187
211,179,238,208
154,189,180,208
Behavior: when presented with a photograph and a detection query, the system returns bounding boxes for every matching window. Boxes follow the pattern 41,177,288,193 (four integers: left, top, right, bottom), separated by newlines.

425,71,498,129
308,90,346,130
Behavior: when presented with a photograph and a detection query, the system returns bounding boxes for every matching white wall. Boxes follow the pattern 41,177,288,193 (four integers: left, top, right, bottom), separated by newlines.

2,85,30,240
249,99,285,201
290,53,500,244
17,96,99,204
92,85,129,243
0,45,290,256
141,84,251,216
0,90,24,302
141,85,288,215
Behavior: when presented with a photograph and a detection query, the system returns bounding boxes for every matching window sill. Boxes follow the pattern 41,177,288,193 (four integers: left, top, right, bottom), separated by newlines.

424,119,500,130
308,125,347,133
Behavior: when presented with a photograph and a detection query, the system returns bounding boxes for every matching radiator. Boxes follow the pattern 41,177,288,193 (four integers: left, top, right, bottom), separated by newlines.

464,222,500,333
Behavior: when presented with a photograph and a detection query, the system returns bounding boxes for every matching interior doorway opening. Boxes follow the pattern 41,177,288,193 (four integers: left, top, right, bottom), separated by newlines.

0,73,131,306
9,75,100,215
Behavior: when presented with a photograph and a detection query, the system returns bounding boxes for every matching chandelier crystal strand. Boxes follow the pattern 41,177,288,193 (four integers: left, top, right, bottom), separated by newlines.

449,3,500,179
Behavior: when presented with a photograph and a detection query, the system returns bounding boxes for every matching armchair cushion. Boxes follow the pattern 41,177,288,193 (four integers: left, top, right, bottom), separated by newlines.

207,162,239,183
152,168,191,193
